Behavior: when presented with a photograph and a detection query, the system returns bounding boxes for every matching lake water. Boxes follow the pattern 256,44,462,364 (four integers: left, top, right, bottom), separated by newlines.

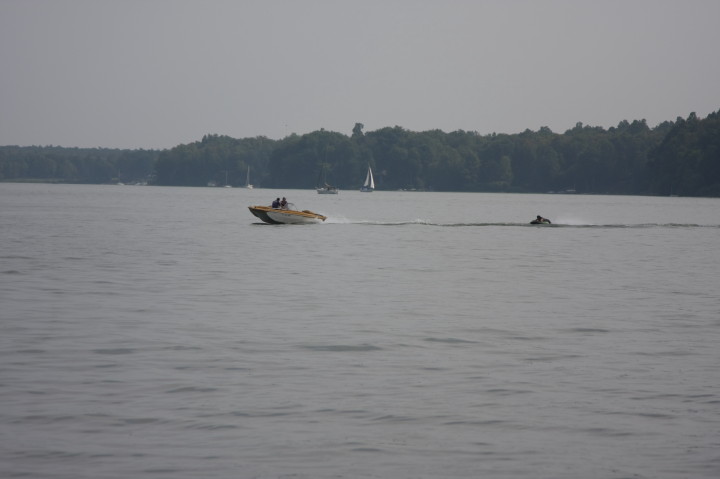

1,183,719,479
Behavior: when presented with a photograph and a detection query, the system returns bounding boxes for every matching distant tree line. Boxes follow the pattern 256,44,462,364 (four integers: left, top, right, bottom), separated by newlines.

2,110,719,196
0,146,157,184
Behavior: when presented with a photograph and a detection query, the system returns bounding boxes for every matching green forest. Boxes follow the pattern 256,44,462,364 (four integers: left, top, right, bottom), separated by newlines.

2,110,719,196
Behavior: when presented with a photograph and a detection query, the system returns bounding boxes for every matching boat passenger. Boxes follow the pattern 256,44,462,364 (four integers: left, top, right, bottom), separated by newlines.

272,198,280,208
280,197,288,209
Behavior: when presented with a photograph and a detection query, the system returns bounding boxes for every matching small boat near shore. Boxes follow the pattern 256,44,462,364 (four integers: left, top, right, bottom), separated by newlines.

248,203,327,224
316,184,339,194
316,162,338,194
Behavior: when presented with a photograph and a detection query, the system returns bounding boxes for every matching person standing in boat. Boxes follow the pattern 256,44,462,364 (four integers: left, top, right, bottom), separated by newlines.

272,198,280,208
280,197,288,209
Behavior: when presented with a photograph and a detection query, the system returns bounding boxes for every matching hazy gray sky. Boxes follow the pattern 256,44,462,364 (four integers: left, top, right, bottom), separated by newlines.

1,0,719,149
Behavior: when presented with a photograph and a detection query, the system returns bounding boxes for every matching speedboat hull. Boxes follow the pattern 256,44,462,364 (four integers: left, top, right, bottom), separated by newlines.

267,210,326,224
248,205,326,224
248,205,279,224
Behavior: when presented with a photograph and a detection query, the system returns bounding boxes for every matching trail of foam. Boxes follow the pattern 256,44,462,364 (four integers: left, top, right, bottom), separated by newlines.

323,219,719,228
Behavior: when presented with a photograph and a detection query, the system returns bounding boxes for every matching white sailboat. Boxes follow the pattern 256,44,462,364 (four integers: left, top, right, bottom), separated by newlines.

316,163,338,194
244,166,253,189
317,184,338,194
360,165,374,192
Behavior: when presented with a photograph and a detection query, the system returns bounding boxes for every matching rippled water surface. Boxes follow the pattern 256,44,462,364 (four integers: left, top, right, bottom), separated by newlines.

2,183,719,478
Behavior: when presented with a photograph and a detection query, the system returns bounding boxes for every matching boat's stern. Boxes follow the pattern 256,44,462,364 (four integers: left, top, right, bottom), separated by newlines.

248,206,281,224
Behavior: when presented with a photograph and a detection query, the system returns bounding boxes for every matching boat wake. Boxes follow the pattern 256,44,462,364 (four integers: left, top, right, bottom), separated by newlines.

324,219,719,228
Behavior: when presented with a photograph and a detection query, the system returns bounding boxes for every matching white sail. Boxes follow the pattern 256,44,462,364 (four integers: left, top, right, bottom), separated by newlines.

245,166,253,189
361,166,374,191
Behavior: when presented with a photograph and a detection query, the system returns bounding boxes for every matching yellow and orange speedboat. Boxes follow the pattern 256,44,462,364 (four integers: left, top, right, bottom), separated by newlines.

248,203,327,224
